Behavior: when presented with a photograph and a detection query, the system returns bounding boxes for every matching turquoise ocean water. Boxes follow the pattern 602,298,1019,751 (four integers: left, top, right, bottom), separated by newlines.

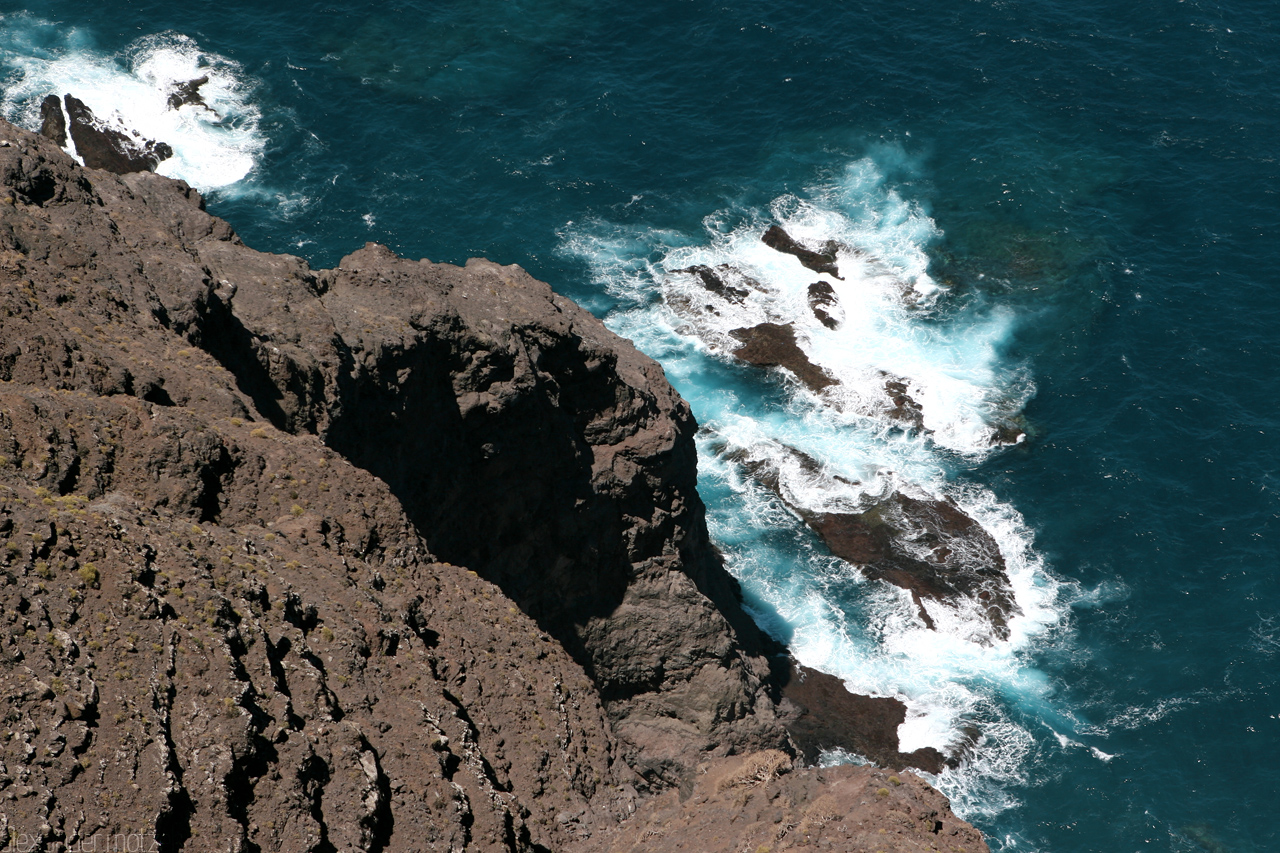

3,1,1278,849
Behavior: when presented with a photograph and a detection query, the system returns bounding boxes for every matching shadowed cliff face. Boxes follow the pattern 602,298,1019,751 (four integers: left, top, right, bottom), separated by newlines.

0,119,988,852
0,120,636,852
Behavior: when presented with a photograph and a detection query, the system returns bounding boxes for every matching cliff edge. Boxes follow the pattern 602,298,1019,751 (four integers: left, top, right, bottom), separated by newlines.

0,118,986,852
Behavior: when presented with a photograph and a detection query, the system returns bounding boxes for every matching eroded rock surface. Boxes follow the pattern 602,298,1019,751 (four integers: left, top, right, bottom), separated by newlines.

576,751,989,853
38,95,66,148
779,662,946,773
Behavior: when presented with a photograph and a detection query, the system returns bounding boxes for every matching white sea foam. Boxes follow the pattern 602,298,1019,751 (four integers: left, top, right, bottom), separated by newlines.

0,19,264,191
560,154,1069,818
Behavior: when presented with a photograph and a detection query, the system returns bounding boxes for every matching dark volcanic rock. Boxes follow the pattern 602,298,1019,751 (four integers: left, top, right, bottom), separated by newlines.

807,280,839,328
167,75,211,111
780,661,946,773
807,492,1020,640
64,94,173,174
677,263,751,302
762,224,843,278
990,417,1028,446
38,94,66,147
0,118,638,852
730,322,836,391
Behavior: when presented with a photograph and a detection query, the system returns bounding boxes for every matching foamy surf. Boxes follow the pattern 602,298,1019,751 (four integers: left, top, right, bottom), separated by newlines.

0,18,264,191
561,154,1070,819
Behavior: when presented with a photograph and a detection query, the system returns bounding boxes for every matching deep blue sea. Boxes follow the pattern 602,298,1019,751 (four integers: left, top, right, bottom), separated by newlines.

3,1,1279,850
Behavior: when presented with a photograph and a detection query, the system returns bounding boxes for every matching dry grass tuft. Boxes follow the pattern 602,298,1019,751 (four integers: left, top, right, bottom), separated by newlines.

714,750,792,791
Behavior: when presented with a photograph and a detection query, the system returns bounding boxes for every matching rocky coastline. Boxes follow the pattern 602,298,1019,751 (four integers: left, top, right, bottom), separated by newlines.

0,117,989,851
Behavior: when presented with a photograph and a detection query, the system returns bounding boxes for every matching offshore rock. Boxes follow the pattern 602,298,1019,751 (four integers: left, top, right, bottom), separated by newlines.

676,263,751,303
167,75,211,111
807,280,840,329
730,322,836,391
884,374,927,432
718,441,1017,642
807,491,1020,640
762,224,843,278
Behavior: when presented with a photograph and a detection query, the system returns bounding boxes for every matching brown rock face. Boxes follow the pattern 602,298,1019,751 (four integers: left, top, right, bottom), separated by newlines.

0,118,989,850
0,120,634,851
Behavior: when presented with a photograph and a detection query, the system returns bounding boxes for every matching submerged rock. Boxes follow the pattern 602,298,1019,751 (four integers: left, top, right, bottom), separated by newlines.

762,224,843,278
730,321,836,391
807,279,840,328
677,263,752,303
990,417,1028,446
167,75,211,111
884,375,927,432
64,94,173,174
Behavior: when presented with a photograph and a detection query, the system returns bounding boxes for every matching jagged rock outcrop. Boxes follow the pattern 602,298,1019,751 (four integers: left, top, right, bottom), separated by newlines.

62,95,174,174
38,95,66,148
167,77,211,112
0,118,988,851
576,751,988,853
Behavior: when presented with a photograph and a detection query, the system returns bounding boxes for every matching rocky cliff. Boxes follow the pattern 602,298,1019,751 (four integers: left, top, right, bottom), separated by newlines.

0,118,987,852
